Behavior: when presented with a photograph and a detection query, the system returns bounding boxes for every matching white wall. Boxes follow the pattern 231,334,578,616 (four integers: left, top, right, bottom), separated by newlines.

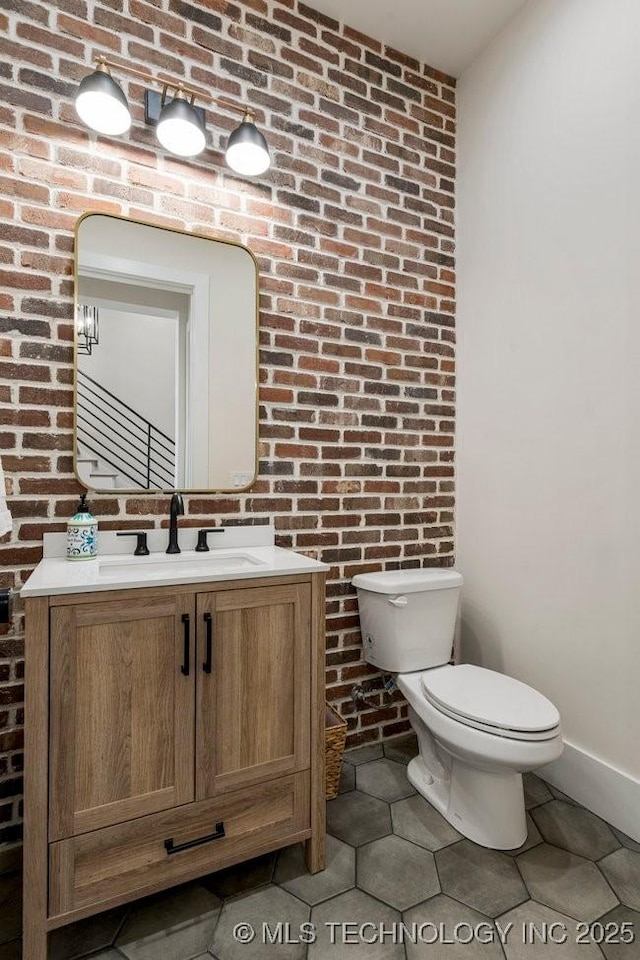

81,307,177,439
457,0,640,834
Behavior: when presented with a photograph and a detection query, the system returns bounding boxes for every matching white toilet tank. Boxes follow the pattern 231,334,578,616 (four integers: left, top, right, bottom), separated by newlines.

352,568,463,673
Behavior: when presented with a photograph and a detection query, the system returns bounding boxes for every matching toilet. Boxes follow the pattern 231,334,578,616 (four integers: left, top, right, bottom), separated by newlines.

352,568,563,850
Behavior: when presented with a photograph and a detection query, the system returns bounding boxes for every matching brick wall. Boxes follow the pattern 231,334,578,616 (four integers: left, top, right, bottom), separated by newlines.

0,0,456,848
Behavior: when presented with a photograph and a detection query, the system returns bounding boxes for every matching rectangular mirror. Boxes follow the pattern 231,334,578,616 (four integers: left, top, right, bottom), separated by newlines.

74,213,258,493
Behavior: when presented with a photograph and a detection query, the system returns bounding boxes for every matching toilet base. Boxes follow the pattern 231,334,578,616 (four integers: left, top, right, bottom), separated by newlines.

407,754,527,850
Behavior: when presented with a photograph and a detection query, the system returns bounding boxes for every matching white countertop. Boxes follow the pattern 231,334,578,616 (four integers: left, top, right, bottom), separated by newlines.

21,525,329,598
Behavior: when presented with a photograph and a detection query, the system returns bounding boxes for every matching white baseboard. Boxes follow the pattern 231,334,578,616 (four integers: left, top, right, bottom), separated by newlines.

540,739,640,843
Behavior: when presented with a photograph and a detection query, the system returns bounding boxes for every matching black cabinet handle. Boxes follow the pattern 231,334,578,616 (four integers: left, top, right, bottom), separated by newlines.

164,821,225,855
181,613,190,676
203,612,213,674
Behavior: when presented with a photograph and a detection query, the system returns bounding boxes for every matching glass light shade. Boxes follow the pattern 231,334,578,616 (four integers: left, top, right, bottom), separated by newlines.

225,120,270,176
75,70,131,136
156,96,206,157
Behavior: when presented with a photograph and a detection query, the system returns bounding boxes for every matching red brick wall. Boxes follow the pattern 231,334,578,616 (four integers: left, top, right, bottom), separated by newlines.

0,0,456,847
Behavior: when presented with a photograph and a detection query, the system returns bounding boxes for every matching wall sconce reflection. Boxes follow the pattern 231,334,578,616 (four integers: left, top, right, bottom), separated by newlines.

76,303,100,356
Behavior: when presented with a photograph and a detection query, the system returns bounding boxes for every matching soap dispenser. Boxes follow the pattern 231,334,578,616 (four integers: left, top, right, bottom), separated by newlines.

66,493,98,561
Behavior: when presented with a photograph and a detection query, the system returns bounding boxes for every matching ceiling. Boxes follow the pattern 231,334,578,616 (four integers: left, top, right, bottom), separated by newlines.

303,0,528,77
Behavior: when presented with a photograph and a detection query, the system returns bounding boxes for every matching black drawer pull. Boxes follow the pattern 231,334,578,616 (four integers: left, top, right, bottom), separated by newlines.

203,612,213,674
164,821,225,855
181,613,190,676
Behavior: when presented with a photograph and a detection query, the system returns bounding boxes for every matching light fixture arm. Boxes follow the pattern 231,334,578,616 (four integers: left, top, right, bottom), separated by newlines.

77,55,270,174
93,55,249,117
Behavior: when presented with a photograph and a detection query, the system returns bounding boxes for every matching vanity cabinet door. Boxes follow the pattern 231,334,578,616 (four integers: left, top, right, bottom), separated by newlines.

196,582,311,799
49,593,196,841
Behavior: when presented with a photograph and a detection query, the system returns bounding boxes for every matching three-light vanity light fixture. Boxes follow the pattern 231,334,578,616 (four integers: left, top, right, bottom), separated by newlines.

74,56,271,176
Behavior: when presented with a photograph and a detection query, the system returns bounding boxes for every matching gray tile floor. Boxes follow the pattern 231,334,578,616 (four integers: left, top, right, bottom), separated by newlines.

2,735,640,958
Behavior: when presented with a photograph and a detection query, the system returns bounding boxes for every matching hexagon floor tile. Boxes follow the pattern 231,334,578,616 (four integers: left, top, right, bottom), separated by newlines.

201,852,276,900
355,757,416,803
498,900,603,959
531,800,620,861
342,743,384,766
115,883,222,960
309,888,403,960
597,903,640,960
383,733,418,766
357,834,439,910
503,814,542,858
326,790,392,846
18,762,638,960
210,884,310,960
50,906,129,960
599,848,640,911
337,762,355,794
611,827,640,854
81,953,123,960
523,773,553,810
517,844,619,922
274,836,356,905
391,793,461,851
403,894,505,960
547,785,582,807
436,840,528,918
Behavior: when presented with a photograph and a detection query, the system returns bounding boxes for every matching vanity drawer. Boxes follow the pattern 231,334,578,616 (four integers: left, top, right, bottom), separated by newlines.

49,772,310,919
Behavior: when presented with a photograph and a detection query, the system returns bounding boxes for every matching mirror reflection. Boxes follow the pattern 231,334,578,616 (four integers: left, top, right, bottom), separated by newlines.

74,214,258,492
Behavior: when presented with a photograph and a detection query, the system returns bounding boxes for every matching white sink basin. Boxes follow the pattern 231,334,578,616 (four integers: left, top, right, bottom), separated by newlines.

98,551,265,579
21,525,332,598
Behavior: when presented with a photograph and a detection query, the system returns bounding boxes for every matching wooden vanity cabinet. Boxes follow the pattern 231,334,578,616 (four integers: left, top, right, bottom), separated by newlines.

23,572,326,960
196,582,311,799
49,592,196,840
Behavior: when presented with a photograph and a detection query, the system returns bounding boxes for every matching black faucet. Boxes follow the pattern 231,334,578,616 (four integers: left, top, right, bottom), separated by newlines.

166,492,184,554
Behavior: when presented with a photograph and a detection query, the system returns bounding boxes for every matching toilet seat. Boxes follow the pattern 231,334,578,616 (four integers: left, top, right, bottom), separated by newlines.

420,664,561,742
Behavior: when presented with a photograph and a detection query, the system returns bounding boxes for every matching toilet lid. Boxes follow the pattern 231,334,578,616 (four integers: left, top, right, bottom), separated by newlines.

353,568,463,594
421,664,560,735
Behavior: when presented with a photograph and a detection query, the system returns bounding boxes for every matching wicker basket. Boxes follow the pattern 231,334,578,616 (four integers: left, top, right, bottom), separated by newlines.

325,701,348,800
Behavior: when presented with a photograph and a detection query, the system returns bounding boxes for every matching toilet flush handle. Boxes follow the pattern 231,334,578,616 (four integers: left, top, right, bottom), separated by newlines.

388,595,408,607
